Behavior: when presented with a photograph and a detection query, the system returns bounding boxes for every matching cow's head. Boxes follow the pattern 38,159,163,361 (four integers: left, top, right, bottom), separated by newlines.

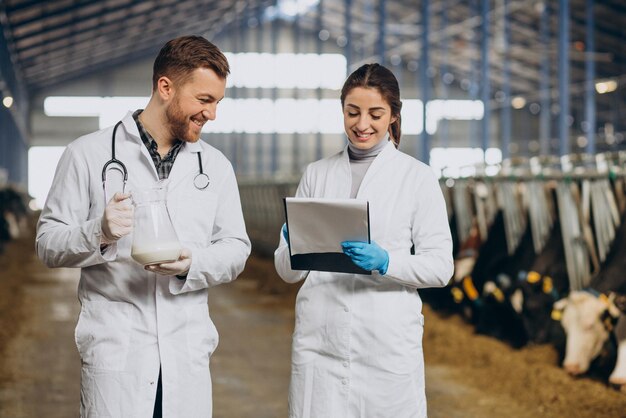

553,290,621,375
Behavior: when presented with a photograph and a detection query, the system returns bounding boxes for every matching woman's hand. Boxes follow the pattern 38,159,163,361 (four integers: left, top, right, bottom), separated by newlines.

281,223,289,242
341,241,389,274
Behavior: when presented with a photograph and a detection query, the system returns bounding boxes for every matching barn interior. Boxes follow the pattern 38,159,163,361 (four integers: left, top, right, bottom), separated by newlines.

1,1,626,416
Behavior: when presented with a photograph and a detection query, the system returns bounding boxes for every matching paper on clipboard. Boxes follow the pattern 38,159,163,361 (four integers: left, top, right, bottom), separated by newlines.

284,197,371,274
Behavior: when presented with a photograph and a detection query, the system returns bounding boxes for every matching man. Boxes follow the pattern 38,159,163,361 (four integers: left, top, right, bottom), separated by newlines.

36,36,251,417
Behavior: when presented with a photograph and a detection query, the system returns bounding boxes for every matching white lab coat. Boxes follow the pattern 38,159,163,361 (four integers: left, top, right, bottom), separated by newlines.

36,111,251,417
274,141,453,418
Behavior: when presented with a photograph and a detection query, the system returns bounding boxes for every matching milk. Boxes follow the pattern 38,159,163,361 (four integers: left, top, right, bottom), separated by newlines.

131,242,182,265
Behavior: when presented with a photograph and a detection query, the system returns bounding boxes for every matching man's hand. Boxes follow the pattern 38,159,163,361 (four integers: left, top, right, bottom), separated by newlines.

101,193,133,244
145,248,192,276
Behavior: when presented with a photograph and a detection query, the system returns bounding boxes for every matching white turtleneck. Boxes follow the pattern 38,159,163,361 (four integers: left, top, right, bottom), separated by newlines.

347,133,390,198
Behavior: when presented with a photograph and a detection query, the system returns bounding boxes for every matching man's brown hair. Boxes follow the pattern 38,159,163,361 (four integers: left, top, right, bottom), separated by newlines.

152,35,230,91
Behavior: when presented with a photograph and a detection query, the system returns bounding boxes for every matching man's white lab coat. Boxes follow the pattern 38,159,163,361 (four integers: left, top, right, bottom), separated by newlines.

36,111,251,417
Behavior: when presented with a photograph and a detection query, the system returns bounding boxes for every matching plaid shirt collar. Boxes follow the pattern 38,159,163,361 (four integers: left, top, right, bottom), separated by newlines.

132,109,184,180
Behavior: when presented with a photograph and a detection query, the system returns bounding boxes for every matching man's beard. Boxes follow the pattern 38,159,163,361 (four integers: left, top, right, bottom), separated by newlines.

166,97,199,143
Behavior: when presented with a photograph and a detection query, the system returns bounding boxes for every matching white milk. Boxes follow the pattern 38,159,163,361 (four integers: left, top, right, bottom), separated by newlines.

131,242,182,265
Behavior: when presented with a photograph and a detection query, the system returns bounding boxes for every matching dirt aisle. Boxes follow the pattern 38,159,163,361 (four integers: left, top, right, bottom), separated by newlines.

0,236,625,417
0,237,81,417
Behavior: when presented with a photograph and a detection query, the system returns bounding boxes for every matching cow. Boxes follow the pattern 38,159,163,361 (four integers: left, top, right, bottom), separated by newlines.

475,183,570,348
552,290,621,383
473,214,539,347
444,211,508,321
552,206,626,389
508,218,570,345
420,212,482,312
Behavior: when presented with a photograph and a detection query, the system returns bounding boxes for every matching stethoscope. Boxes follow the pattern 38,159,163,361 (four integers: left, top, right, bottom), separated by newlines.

102,121,211,194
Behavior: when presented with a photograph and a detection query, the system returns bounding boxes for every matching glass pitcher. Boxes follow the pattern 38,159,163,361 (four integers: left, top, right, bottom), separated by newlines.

130,182,182,265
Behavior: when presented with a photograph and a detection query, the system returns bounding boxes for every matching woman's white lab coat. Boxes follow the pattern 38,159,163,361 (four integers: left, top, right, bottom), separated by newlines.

275,141,453,418
36,111,251,417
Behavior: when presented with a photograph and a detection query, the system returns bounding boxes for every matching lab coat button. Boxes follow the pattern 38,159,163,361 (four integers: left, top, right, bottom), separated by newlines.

342,379,348,385
343,307,349,312
342,362,349,368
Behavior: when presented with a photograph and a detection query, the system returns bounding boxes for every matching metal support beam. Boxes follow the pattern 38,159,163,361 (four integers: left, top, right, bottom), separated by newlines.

229,5,240,174
377,0,386,64
315,0,324,161
0,109,6,179
469,0,480,149
344,0,352,71
439,0,449,149
0,107,27,186
238,3,249,174
256,6,265,176
0,5,29,187
292,9,301,174
539,2,551,155
585,0,596,156
501,0,511,160
558,0,570,156
271,1,279,175
480,0,490,155
420,0,430,162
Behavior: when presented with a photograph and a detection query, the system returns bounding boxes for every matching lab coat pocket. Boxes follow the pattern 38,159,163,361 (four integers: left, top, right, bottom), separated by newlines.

362,368,426,418
173,190,218,245
74,300,133,371
80,367,135,418
289,362,339,418
185,303,219,367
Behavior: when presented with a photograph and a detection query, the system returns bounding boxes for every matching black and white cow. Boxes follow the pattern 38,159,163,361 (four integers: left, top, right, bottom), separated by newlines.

448,210,537,328
553,208,626,389
473,215,539,347
476,184,569,348
553,290,621,383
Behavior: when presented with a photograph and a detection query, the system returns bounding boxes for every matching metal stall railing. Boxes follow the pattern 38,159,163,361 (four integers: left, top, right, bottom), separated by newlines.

451,179,475,247
496,180,527,256
473,179,498,243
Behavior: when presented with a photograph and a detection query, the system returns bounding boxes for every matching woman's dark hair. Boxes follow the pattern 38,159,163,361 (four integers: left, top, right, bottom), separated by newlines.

340,63,402,147
152,36,230,91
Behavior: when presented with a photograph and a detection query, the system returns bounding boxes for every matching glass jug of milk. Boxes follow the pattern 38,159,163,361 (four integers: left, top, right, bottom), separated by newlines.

130,182,182,265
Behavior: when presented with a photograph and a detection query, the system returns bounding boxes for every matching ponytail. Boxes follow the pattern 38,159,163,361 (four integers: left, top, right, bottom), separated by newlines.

390,115,402,148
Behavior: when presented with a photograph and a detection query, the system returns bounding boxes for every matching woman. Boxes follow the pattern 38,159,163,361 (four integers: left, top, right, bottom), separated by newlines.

274,63,454,417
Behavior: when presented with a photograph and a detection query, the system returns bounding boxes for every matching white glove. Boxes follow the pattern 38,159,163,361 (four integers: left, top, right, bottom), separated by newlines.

100,192,133,245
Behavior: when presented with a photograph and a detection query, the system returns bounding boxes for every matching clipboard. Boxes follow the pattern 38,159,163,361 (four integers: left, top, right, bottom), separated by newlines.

283,197,371,274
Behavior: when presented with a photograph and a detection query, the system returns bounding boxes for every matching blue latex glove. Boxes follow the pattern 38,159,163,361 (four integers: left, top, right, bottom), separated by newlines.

341,241,389,274
282,223,289,242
